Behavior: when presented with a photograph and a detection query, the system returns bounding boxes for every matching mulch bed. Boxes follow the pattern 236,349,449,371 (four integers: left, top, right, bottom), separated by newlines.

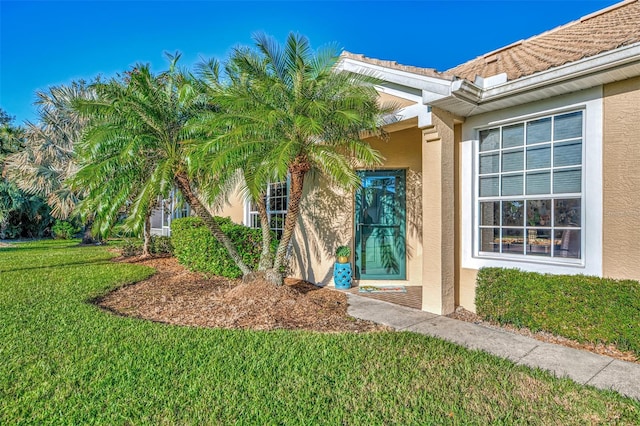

98,256,389,333
99,255,638,363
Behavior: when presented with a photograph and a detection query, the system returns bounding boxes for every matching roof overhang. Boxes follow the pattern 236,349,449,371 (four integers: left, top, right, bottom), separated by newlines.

339,42,640,126
337,56,453,129
431,42,640,116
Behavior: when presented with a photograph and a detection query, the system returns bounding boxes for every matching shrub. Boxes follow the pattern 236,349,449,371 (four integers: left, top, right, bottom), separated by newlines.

476,267,640,356
117,236,173,257
51,220,80,239
151,236,173,255
120,238,142,257
0,182,55,239
171,216,277,278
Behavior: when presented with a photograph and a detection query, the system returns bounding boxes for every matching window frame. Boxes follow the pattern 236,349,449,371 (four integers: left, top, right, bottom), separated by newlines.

474,109,585,265
245,178,289,239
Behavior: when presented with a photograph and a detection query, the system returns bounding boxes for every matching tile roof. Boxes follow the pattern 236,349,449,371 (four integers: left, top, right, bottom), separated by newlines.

343,1,640,85
446,0,640,82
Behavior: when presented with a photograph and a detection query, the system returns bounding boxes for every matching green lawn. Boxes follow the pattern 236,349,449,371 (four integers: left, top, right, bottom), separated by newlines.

1,240,639,424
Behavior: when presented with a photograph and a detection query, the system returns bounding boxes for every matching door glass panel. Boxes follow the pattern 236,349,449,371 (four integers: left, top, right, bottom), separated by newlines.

355,170,406,280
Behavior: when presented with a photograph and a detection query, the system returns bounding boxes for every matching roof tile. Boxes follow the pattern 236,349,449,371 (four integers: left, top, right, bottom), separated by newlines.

343,1,640,85
447,0,640,81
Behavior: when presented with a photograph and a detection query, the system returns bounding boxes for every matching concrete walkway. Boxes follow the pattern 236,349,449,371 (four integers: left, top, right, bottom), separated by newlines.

347,293,640,401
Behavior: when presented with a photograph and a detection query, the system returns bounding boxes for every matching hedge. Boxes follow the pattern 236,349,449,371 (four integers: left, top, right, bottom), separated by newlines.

171,216,277,278
476,267,640,356
118,236,174,257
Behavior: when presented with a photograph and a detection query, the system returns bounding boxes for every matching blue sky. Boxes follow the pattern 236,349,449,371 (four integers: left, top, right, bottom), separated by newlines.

1,0,618,125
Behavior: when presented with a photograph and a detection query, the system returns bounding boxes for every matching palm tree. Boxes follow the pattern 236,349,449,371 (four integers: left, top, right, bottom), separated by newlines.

198,33,392,284
4,82,97,242
0,179,53,239
0,109,24,168
0,112,52,238
73,55,252,270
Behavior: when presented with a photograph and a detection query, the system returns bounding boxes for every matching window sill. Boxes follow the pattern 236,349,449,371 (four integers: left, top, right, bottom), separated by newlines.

475,252,584,268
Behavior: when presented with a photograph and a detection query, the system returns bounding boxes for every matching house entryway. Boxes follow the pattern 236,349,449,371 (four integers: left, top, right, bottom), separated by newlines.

354,169,406,280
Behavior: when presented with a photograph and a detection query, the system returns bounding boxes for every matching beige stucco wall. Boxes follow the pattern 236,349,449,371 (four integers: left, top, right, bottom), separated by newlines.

420,108,457,315
603,76,640,280
452,122,478,312
377,92,416,109
288,127,424,286
458,268,478,312
214,191,245,224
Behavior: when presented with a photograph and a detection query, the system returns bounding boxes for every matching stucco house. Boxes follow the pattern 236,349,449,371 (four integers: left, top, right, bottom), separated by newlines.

155,0,640,315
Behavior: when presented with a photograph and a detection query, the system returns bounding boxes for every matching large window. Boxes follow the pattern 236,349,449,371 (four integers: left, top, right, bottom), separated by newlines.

248,181,288,239
477,111,582,260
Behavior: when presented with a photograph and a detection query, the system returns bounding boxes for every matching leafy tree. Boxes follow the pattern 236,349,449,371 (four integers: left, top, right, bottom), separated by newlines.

197,33,392,284
0,109,54,238
4,82,98,242
0,180,53,238
0,109,24,165
73,55,251,266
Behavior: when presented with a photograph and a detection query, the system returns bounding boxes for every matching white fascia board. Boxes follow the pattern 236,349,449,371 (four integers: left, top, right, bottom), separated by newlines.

387,103,432,129
338,58,452,94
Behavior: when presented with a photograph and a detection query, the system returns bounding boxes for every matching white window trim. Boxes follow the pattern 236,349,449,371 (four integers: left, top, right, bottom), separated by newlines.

461,86,603,276
243,179,290,234
475,109,584,264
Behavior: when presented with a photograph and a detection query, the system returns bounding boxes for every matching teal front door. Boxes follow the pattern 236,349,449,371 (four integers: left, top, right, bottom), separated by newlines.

355,170,406,280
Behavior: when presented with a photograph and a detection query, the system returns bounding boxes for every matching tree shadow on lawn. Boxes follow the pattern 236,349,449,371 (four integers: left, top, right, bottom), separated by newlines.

0,240,88,253
0,257,114,274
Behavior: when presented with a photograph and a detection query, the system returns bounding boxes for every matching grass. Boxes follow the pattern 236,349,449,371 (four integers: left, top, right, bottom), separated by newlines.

1,240,639,424
476,267,640,356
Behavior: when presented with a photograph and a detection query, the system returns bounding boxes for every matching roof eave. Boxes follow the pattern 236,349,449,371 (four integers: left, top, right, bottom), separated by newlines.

431,42,640,117
337,57,453,93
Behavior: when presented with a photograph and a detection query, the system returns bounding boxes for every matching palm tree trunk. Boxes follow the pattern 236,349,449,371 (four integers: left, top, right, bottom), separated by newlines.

82,217,97,244
174,172,252,276
256,192,273,271
141,210,152,257
270,164,307,284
